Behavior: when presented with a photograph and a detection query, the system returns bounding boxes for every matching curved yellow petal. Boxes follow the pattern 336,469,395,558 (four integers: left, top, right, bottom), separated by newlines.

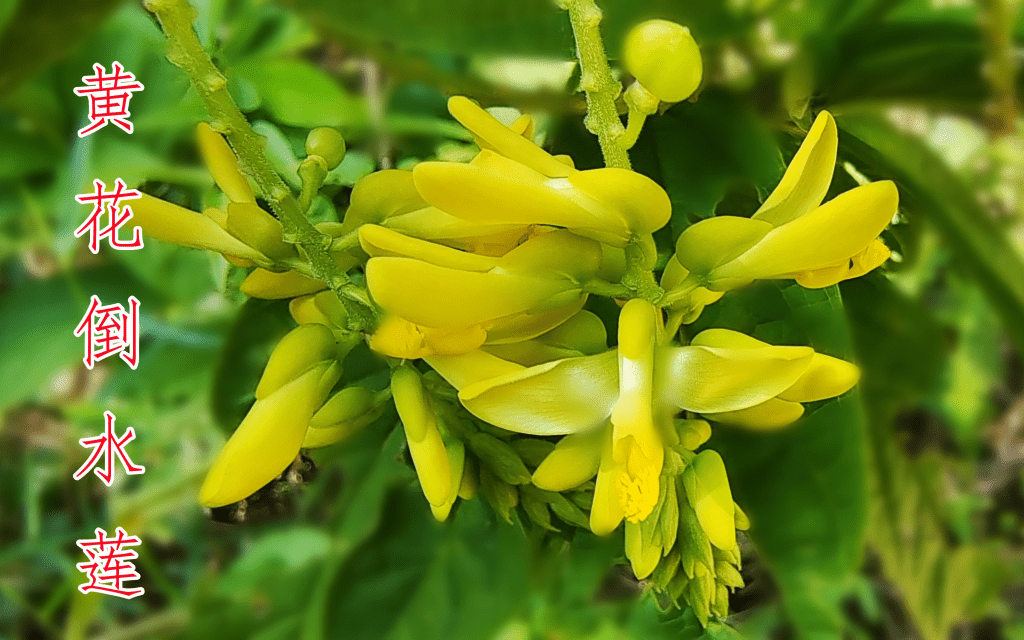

196,122,255,204
683,450,736,550
129,194,267,263
310,385,376,429
384,205,527,243
704,397,805,430
753,111,837,227
711,181,898,286
792,238,891,288
359,224,499,272
199,361,341,507
448,96,573,178
365,257,575,328
590,429,625,535
240,269,327,299
567,168,672,236
625,520,662,580
343,169,426,231
656,344,814,413
392,366,451,506
689,327,768,349
425,350,525,390
532,429,603,491
535,309,608,355
674,216,774,276
777,353,860,402
255,324,338,400
459,350,619,436
481,296,588,345
369,315,487,359
498,229,602,282
611,300,662,465
431,439,465,521
226,202,294,262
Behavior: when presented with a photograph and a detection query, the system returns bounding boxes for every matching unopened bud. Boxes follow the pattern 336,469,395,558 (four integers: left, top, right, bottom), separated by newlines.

305,127,347,170
226,203,295,262
478,466,518,524
256,324,338,400
623,19,702,103
469,432,532,485
240,268,327,299
519,486,556,531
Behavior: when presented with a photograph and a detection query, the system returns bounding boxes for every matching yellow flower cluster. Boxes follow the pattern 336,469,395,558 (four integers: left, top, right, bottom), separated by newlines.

129,86,896,624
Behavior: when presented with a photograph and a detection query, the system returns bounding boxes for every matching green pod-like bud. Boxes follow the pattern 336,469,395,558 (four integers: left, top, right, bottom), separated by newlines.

667,571,690,605
657,477,679,553
519,486,556,531
305,127,347,170
478,466,518,524
510,438,556,467
256,324,339,400
714,561,744,590
675,419,712,451
622,19,702,103
734,502,750,531
651,548,681,590
469,432,532,485
678,486,714,579
712,544,742,569
226,202,296,262
569,488,594,510
240,268,327,299
626,520,663,580
712,583,730,619
686,576,712,628
196,123,256,204
458,454,478,500
547,492,590,529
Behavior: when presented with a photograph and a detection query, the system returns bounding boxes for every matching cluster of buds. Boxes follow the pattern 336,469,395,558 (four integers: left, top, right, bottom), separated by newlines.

132,17,899,625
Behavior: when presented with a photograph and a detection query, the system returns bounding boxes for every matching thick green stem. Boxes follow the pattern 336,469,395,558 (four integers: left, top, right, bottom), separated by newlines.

562,0,631,170
144,0,376,326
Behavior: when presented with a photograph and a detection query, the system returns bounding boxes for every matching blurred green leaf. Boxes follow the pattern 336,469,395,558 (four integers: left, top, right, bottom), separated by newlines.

210,298,294,432
234,60,366,129
838,115,1024,355
693,282,867,640
0,0,123,98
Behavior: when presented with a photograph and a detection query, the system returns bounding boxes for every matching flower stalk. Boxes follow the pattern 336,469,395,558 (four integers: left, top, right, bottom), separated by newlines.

143,0,376,326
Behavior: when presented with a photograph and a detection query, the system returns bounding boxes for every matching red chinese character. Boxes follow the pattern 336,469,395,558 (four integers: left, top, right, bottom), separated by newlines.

74,411,145,486
73,62,144,137
76,527,144,599
74,295,140,369
75,179,143,253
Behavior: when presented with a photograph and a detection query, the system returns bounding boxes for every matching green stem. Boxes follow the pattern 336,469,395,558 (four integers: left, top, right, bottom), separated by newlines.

562,0,631,170
144,0,374,321
582,278,632,299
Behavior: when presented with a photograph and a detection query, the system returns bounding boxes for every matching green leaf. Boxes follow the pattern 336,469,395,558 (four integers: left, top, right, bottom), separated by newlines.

838,114,1024,355
692,282,868,640
0,0,122,98
210,298,295,433
233,60,367,129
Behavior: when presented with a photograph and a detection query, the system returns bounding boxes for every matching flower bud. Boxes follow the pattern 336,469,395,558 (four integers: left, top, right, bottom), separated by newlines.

675,419,711,450
531,430,602,491
240,268,327,299
478,466,518,524
509,438,555,467
129,194,267,263
547,492,590,528
255,324,339,400
650,549,680,590
623,20,702,103
682,450,737,551
392,366,451,507
458,455,478,500
430,439,465,522
305,127,346,170
196,122,255,204
469,432,532,485
226,203,296,262
519,486,556,531
625,520,662,580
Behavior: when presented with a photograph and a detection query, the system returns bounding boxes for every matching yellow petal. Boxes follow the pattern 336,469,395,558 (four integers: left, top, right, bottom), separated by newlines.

448,96,573,178
498,229,602,282
535,310,608,355
674,216,773,276
384,205,527,243
611,300,661,465
509,113,535,140
199,361,341,507
683,450,736,550
482,341,584,367
310,386,376,429
240,269,327,299
359,224,499,272
460,351,619,436
753,111,837,227
777,353,860,402
290,294,331,326
226,202,294,262
656,344,814,413
196,122,255,204
676,418,712,450
392,366,451,506
711,181,898,286
590,429,625,535
704,397,805,430
532,429,603,491
365,257,575,328
481,296,588,345
425,350,525,390
792,238,891,288
129,194,267,262
625,520,662,579
256,324,338,400
412,157,630,246
567,168,672,236
369,316,487,359
431,439,466,521
343,169,426,230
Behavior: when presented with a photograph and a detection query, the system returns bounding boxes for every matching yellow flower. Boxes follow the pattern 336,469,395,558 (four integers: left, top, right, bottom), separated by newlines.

664,112,898,317
362,224,600,358
199,324,342,507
